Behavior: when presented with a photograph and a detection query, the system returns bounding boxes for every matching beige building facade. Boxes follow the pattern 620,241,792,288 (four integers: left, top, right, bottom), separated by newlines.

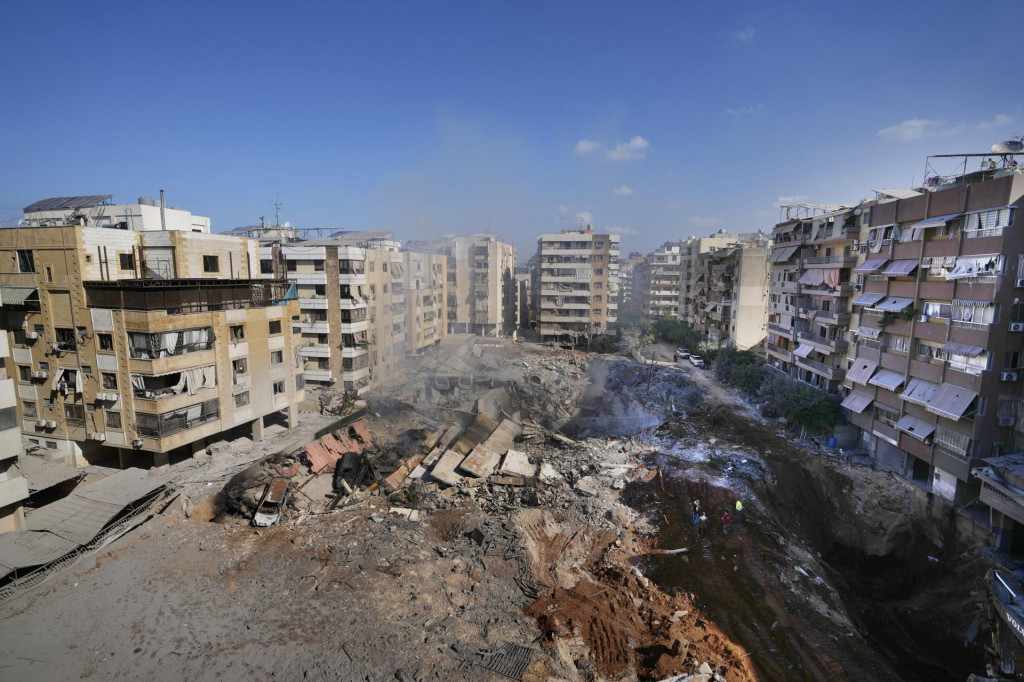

0,226,304,468
693,241,771,350
678,233,752,326
0,303,28,534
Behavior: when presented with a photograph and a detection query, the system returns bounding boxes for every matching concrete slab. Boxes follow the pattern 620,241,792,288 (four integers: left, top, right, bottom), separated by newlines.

499,449,536,478
430,449,466,487
459,446,501,478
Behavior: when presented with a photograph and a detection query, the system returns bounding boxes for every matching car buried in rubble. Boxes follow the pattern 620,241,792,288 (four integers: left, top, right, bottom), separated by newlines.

252,476,290,527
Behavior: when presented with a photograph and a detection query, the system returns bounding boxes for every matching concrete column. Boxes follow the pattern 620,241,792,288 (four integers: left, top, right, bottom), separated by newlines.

252,416,266,442
191,440,208,459
286,403,299,430
118,448,131,469
152,451,169,468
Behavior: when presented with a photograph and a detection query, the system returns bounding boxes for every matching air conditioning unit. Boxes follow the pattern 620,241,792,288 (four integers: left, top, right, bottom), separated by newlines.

916,314,928,323
1001,371,1019,382
31,370,48,379
87,432,106,441
998,415,1017,427
35,419,47,428
44,420,56,429
25,331,39,340
96,392,118,402
1017,278,1024,288
1011,323,1024,332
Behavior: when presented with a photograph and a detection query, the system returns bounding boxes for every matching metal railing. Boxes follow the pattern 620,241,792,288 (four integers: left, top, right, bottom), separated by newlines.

136,399,220,439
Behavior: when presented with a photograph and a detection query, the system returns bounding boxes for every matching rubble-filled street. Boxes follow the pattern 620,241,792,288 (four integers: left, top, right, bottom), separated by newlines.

0,338,990,681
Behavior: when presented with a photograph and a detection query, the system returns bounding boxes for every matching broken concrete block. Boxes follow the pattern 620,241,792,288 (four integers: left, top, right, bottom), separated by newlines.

458,446,501,478
499,449,536,478
409,465,428,480
490,474,527,487
574,476,601,497
539,462,563,483
430,449,467,487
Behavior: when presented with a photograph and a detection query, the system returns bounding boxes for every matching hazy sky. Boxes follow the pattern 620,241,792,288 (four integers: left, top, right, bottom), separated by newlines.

1,1,1020,257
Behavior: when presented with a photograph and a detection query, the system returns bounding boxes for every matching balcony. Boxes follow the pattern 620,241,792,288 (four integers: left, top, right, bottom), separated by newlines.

801,254,857,267
800,307,850,326
136,398,220,439
766,343,793,363
293,320,330,334
795,356,846,381
767,322,793,336
298,345,331,358
797,331,848,354
299,297,329,309
85,279,294,314
771,280,799,294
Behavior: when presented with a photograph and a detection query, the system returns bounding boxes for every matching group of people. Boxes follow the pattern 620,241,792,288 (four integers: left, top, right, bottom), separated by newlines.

691,498,743,540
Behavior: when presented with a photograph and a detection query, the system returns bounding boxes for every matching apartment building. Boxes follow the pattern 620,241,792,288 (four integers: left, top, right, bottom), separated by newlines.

402,250,448,353
0,299,28,533
409,235,515,336
692,240,771,350
766,206,863,394
0,221,304,468
678,232,751,327
514,265,532,330
22,194,210,233
534,229,620,344
619,252,645,310
634,243,682,318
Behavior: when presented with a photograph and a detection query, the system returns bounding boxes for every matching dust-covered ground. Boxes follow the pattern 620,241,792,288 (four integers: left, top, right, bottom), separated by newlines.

0,338,994,681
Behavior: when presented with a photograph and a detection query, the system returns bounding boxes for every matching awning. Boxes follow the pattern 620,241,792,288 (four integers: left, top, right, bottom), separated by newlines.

941,342,985,357
895,414,936,441
901,378,939,406
770,245,799,263
952,299,993,307
841,391,874,414
857,325,883,340
914,213,961,229
869,369,906,391
775,222,798,234
0,286,39,306
875,297,914,312
852,292,885,307
926,383,978,420
704,304,716,312
847,359,878,384
883,260,918,277
797,269,825,286
854,258,889,274
793,344,815,358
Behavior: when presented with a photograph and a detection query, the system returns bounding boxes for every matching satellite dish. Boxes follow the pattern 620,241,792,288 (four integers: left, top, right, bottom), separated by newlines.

991,140,1024,154
853,208,862,216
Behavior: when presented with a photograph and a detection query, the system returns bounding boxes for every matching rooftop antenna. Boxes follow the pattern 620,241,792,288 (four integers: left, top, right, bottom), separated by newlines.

273,197,282,228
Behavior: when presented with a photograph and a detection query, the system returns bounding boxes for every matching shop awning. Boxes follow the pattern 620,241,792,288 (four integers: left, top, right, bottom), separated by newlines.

895,414,937,441
901,378,939,406
852,292,886,307
793,343,815,358
914,213,961,229
798,269,825,286
926,384,978,420
883,260,919,277
841,391,874,414
869,369,906,391
0,286,39,306
846,359,878,385
770,246,799,263
941,342,985,358
854,258,889,274
874,297,915,312
856,325,883,340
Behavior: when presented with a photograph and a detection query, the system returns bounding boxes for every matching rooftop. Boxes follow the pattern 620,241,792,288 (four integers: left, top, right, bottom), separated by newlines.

24,195,114,213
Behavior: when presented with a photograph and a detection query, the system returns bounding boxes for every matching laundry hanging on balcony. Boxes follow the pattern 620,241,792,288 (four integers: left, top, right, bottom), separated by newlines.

51,368,83,394
945,255,1002,280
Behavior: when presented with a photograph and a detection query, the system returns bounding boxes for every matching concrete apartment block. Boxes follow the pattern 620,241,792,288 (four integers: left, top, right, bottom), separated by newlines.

0,225,304,468
22,195,210,233
692,240,771,350
0,323,28,533
534,229,620,344
634,242,683,318
677,233,751,327
403,251,448,353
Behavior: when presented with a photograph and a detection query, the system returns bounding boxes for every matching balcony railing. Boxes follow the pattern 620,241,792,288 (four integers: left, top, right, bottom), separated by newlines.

85,279,294,314
136,399,220,439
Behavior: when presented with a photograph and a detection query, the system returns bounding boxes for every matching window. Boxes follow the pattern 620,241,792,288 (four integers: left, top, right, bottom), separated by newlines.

119,253,135,271
106,411,122,429
55,327,76,350
17,249,34,273
383,284,388,293
595,268,603,275
287,260,297,272
314,284,326,296
260,259,274,274
64,403,85,425
127,328,212,358
23,402,36,419
273,380,285,395
234,392,250,407
81,364,92,375
314,260,325,271
232,358,248,376
98,333,113,351
369,261,375,272
382,262,388,272
45,440,57,449
100,372,117,390
271,350,283,365
230,325,245,342
17,366,30,382
44,265,53,283
1006,352,1020,370
203,255,220,273
887,335,910,354
268,320,282,335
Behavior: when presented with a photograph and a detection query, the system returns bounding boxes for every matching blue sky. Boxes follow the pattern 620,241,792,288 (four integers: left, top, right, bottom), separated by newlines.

0,1,1020,257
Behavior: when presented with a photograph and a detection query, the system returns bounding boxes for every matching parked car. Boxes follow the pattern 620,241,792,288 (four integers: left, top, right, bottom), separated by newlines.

674,347,690,361
689,355,706,368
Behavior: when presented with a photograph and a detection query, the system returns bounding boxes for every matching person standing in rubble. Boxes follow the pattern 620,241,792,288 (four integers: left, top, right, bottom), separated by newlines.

692,499,700,527
697,512,709,540
735,499,744,523
721,510,732,537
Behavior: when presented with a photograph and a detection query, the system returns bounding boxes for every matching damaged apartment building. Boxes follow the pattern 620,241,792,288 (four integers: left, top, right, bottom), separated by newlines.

256,232,448,392
766,155,1024,550
691,235,771,350
405,235,517,337
533,228,620,344
0,196,305,469
632,242,682,318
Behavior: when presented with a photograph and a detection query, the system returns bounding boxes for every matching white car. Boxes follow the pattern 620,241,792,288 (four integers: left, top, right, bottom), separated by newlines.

689,355,706,368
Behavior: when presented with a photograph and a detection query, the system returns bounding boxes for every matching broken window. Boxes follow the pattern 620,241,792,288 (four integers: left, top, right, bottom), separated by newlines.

101,372,117,390
54,327,77,350
229,325,245,342
271,350,283,365
64,403,85,426
17,249,34,273
136,399,220,439
234,392,250,408
273,380,285,395
127,327,212,359
98,333,113,351
131,366,217,399
232,358,248,378
106,411,122,429
22,401,36,419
